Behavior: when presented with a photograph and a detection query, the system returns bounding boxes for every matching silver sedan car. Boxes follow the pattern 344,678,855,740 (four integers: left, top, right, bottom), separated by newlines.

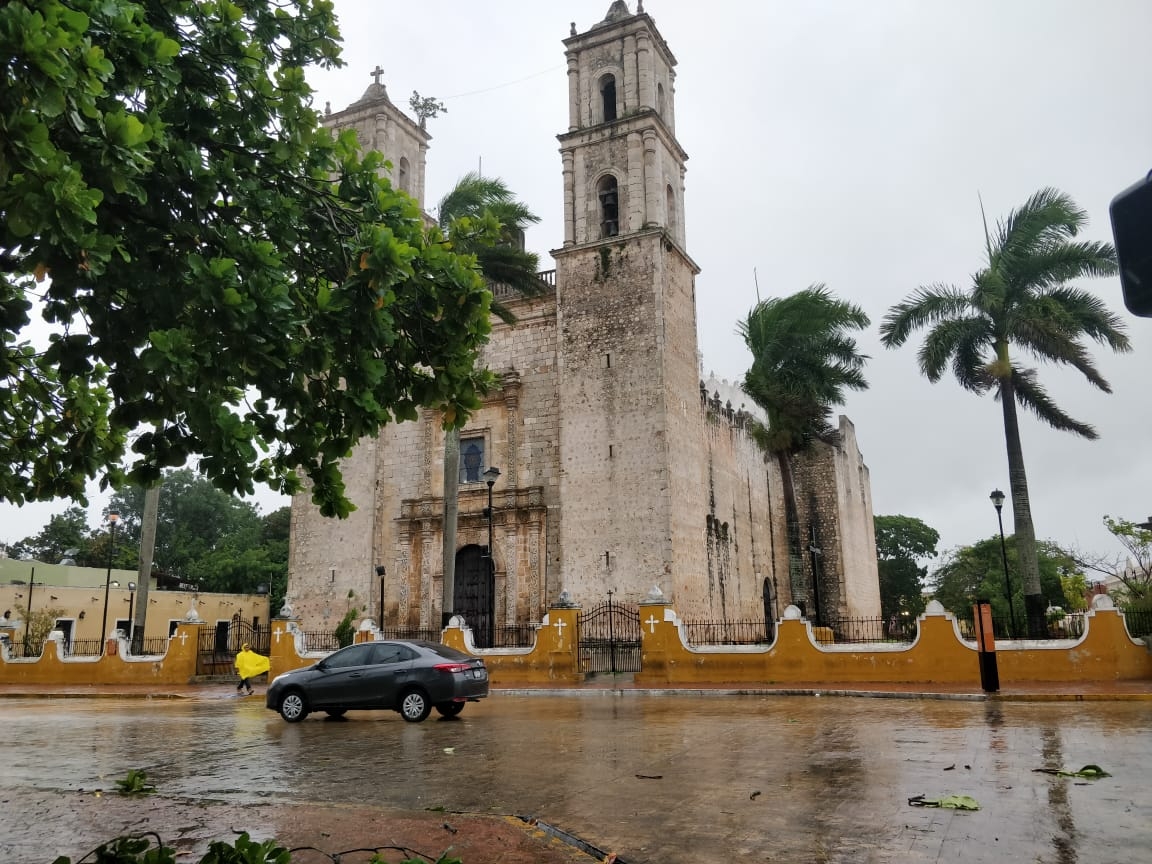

266,639,489,723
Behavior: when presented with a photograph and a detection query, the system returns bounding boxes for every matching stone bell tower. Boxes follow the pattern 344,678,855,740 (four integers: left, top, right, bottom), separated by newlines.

554,1,705,604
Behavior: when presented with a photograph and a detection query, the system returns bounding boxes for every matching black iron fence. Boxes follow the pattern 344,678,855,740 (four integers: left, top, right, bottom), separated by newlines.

299,631,341,653
64,639,107,657
1122,608,1152,639
3,640,42,658
492,624,538,648
379,626,442,643
959,614,1088,641
824,617,919,644
128,636,171,656
682,619,773,646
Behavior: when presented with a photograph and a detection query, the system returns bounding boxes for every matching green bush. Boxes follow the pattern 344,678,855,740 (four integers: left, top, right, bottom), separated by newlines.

333,607,359,648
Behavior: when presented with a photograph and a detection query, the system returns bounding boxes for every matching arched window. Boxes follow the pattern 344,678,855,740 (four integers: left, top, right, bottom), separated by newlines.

398,156,410,193
600,74,617,122
666,184,677,237
657,82,666,117
598,175,620,238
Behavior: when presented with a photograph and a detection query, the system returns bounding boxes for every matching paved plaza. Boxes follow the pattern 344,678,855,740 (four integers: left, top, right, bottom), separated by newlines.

1,691,1149,862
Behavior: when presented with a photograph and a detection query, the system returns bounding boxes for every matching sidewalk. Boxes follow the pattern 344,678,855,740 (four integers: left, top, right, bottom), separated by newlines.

2,678,1151,700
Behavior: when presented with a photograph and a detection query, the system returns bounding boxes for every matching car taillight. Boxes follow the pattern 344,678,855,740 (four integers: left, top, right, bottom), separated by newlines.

433,663,472,673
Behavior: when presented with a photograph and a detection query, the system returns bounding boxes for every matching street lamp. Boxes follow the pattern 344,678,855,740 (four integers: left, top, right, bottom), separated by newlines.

376,564,386,632
989,489,1017,638
482,466,501,569
100,512,120,642
126,582,137,646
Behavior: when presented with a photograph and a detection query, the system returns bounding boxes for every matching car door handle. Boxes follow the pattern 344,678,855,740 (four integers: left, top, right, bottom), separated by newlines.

349,672,363,678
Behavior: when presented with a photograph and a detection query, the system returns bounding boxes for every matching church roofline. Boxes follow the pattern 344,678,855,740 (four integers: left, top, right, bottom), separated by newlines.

324,94,432,144
563,12,677,70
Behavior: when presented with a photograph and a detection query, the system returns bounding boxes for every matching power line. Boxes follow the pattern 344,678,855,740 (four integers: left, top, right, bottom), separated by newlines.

443,65,563,101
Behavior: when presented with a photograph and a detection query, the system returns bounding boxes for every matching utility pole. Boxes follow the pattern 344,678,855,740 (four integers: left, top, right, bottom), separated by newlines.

441,429,460,628
133,484,161,648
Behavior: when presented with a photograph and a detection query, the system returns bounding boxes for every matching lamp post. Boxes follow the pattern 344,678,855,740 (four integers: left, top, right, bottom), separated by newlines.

989,489,1017,638
482,466,500,646
100,511,120,642
376,565,386,632
126,582,136,646
482,466,501,568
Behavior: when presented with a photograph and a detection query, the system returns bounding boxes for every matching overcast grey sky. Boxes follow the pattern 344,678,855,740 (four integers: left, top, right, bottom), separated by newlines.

3,0,1149,568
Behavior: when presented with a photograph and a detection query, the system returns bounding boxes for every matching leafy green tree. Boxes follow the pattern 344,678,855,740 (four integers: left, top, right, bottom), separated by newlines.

13,602,64,654
0,0,493,517
880,189,1127,637
874,515,939,620
930,536,1081,632
7,506,97,565
106,469,264,585
738,285,870,621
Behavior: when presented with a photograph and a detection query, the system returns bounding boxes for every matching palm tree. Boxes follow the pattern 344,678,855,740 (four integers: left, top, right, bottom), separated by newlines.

738,285,870,623
435,173,542,626
880,188,1127,637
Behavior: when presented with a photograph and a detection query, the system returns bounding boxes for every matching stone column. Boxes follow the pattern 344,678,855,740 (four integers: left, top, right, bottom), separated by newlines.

416,143,429,208
627,131,645,232
623,34,637,112
642,129,660,227
566,53,580,130
637,31,653,109
373,113,388,157
561,150,575,246
573,150,587,243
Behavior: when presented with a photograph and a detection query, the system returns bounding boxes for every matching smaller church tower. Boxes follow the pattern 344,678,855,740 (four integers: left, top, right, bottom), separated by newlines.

322,68,431,206
554,2,704,605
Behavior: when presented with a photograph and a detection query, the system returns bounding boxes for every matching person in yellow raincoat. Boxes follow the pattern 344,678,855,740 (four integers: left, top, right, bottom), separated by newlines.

235,643,270,695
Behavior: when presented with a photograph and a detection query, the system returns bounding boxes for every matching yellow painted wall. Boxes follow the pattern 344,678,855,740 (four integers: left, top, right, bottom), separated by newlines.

0,584,270,641
0,623,201,685
6,603,1147,690
267,609,583,683
634,603,1152,687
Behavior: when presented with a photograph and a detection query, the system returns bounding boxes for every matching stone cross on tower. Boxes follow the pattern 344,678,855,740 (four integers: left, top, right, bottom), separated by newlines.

370,65,384,85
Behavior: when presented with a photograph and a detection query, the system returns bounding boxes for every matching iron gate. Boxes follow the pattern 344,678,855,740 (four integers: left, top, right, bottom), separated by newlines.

196,618,272,676
578,599,641,674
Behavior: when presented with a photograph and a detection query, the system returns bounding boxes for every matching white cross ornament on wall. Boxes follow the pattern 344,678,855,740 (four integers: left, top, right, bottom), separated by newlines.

645,615,660,634
553,618,567,645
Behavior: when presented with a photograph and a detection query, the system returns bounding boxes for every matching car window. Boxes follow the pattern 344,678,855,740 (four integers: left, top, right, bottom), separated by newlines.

372,643,413,664
422,642,470,661
322,644,375,669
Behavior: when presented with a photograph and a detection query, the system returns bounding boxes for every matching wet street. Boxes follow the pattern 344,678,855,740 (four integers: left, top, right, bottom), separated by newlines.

1,692,1149,862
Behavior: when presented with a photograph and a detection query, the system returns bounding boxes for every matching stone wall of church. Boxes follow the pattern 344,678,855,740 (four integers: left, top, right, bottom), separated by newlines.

831,418,881,618
287,436,380,630
555,232,676,606
792,418,881,622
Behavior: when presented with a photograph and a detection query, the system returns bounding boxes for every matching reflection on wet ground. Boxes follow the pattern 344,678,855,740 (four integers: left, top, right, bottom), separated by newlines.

1,694,1149,862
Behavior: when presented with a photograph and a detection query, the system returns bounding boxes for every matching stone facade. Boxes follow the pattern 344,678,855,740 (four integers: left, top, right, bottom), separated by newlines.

287,2,880,634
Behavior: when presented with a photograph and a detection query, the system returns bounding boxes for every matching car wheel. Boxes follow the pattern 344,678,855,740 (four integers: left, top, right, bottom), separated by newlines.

435,701,465,718
279,690,309,723
324,709,347,719
399,688,431,722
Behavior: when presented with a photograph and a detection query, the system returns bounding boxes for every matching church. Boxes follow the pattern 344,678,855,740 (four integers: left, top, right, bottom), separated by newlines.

287,1,880,642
